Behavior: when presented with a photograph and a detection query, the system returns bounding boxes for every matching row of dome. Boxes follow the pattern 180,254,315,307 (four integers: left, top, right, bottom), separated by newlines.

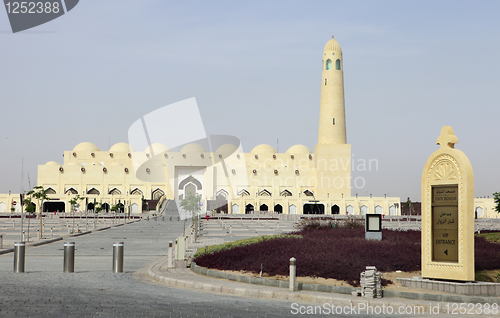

72,142,312,155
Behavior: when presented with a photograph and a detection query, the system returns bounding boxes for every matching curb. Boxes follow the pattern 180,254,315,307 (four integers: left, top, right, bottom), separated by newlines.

190,262,500,305
146,257,495,314
0,220,140,254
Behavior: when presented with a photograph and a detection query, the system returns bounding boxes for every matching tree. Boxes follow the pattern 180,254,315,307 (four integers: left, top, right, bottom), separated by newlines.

494,192,500,214
179,193,201,240
23,186,49,241
69,195,84,234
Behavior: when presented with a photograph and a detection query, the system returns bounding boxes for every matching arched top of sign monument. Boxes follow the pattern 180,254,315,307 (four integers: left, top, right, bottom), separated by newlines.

436,126,458,149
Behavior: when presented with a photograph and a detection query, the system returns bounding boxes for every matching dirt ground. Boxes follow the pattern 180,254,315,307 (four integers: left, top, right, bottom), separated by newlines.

220,269,459,295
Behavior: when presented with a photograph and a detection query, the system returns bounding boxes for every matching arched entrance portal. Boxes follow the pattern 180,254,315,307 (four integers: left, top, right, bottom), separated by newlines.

102,203,110,213
331,204,340,214
245,204,254,214
259,204,268,212
303,203,325,214
274,204,283,214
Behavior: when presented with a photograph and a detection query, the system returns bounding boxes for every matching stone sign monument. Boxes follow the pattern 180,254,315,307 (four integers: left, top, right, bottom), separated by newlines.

421,126,474,281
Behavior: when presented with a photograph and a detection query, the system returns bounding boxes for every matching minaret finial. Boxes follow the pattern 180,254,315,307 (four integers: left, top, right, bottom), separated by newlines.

332,35,334,39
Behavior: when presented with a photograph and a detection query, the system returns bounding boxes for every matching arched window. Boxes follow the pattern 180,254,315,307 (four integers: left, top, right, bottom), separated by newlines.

130,188,143,196
152,188,165,200
109,188,121,195
335,59,341,70
280,189,292,197
325,59,332,70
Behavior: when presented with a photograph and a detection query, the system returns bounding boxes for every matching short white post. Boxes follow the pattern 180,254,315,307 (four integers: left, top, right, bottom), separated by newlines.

289,257,296,291
22,231,25,242
67,226,71,234
12,221,15,229
229,225,232,234
0,234,3,249
167,241,173,268
37,229,40,239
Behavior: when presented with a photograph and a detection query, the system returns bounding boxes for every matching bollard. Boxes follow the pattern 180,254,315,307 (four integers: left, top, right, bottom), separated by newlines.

67,226,71,234
51,228,53,238
0,234,3,249
14,242,25,273
229,225,232,234
169,216,172,221
63,242,75,273
113,242,124,273
289,257,296,291
22,231,26,242
167,241,173,268
37,229,40,239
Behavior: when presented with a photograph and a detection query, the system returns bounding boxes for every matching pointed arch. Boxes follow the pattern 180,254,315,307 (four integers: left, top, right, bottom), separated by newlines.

389,204,397,215
45,187,56,195
274,204,283,214
185,183,196,198
375,205,383,214
217,189,229,198
152,188,165,200
0,202,6,212
360,205,369,215
331,204,340,214
303,189,314,197
260,204,268,212
178,176,202,190
325,59,332,70
231,204,240,214
335,59,341,70
280,189,292,197
346,204,354,215
87,188,100,195
289,204,297,214
259,189,271,197
238,189,250,197
245,204,254,214
130,188,143,196
101,202,110,212
109,188,121,195
65,187,78,195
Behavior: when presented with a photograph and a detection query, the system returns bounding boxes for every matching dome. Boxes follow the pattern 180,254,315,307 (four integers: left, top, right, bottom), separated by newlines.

45,161,60,166
73,142,101,152
324,36,341,52
215,144,239,157
180,143,205,153
251,144,276,154
144,143,169,155
285,145,312,154
110,142,135,153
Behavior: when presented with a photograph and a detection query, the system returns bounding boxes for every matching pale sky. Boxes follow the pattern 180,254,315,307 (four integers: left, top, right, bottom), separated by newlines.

1,0,499,201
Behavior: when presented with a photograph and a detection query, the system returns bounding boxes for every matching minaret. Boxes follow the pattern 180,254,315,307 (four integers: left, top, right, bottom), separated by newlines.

315,36,351,199
318,36,346,145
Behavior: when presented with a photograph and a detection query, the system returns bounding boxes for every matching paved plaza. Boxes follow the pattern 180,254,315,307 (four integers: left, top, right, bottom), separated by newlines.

1,212,499,317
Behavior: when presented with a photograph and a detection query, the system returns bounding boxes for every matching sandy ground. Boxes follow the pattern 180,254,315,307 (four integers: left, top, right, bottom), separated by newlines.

220,269,460,295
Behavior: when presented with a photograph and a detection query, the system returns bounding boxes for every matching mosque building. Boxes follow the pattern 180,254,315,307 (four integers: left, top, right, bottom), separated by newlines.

0,37,494,217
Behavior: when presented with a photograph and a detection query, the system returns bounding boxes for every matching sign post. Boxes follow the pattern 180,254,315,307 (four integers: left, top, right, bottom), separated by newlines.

421,126,474,281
